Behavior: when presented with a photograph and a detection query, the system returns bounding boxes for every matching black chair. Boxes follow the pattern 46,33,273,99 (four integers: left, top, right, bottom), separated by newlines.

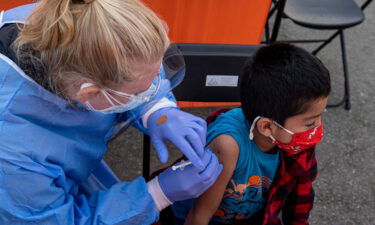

142,44,261,180
267,0,373,110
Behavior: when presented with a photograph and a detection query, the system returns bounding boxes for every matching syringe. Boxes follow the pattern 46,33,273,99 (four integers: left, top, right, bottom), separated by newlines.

172,160,192,171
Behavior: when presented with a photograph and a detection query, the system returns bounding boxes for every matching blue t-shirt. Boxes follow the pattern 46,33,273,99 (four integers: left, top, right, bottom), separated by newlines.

172,108,280,224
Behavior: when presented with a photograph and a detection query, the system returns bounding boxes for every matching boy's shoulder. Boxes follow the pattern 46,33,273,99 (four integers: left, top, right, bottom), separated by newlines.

207,108,249,141
208,108,248,129
207,108,255,160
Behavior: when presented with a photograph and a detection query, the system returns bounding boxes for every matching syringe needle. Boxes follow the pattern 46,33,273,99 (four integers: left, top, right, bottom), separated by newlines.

172,161,193,171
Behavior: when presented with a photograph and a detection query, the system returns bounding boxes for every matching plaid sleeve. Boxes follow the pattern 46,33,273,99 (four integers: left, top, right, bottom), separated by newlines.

282,149,318,225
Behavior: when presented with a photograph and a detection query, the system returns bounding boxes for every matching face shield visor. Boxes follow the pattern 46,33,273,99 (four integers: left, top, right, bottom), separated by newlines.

111,44,186,135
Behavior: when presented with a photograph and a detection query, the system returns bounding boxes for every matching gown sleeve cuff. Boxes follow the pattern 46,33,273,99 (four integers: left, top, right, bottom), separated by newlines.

141,97,177,128
147,176,173,212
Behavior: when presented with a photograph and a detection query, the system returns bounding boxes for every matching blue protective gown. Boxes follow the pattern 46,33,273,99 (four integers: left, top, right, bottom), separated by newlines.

0,4,170,225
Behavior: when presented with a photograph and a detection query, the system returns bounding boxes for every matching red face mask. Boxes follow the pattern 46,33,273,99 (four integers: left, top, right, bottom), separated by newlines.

270,122,323,154
249,116,324,155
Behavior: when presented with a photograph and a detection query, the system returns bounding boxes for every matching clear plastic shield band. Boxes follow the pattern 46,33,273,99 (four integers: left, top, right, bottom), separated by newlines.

112,44,186,136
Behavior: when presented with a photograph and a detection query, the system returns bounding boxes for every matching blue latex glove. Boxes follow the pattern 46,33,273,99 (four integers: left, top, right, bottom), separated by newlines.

148,107,207,169
158,148,223,202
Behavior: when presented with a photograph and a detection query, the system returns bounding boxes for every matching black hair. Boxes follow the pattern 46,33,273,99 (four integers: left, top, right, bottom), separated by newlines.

240,43,331,125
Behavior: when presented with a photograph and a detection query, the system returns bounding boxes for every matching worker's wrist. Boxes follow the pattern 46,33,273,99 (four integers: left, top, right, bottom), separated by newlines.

141,97,177,128
147,176,172,211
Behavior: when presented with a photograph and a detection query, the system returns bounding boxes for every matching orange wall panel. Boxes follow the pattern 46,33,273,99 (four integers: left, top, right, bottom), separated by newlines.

143,0,272,45
0,0,33,11
2,1,271,44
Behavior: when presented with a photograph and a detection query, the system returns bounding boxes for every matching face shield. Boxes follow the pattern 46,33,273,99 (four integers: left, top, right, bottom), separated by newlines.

111,44,186,136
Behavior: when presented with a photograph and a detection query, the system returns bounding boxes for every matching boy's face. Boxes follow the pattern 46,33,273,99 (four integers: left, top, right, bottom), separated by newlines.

272,97,328,145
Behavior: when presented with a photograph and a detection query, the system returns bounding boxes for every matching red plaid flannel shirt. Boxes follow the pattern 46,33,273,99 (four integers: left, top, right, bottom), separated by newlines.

260,147,318,225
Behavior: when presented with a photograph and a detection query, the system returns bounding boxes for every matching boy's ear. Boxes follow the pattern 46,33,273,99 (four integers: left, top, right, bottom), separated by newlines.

256,118,275,137
75,83,101,103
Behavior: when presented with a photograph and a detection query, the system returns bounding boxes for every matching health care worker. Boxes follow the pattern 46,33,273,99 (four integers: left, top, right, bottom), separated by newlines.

0,0,223,224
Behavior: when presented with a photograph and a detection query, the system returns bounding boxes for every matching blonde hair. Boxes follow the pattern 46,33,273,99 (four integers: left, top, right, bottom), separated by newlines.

14,0,169,97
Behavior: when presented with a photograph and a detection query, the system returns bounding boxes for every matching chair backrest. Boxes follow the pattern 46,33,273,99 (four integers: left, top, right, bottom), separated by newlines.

173,44,261,105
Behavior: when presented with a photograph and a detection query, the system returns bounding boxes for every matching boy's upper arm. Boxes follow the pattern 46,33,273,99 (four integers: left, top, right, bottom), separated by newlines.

209,134,240,165
185,134,239,225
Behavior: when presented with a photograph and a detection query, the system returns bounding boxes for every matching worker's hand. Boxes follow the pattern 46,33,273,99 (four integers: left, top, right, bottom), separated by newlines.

147,107,207,169
158,148,223,202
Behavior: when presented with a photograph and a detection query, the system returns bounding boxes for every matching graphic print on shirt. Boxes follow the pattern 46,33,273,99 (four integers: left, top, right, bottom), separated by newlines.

213,175,273,221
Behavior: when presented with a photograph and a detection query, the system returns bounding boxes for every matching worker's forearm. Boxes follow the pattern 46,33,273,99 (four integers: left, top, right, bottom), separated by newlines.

147,177,172,211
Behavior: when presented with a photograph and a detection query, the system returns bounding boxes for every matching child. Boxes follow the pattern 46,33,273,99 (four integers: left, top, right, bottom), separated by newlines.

171,43,331,225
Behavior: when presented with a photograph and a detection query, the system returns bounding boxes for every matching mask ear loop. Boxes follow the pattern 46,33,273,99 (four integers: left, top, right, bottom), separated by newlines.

80,83,98,111
100,90,117,107
272,121,294,135
85,101,96,111
250,117,293,144
269,121,294,145
269,135,276,143
105,90,127,105
249,116,262,140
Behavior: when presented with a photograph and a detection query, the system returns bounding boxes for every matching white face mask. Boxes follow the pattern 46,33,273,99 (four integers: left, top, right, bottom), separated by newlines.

81,74,161,114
